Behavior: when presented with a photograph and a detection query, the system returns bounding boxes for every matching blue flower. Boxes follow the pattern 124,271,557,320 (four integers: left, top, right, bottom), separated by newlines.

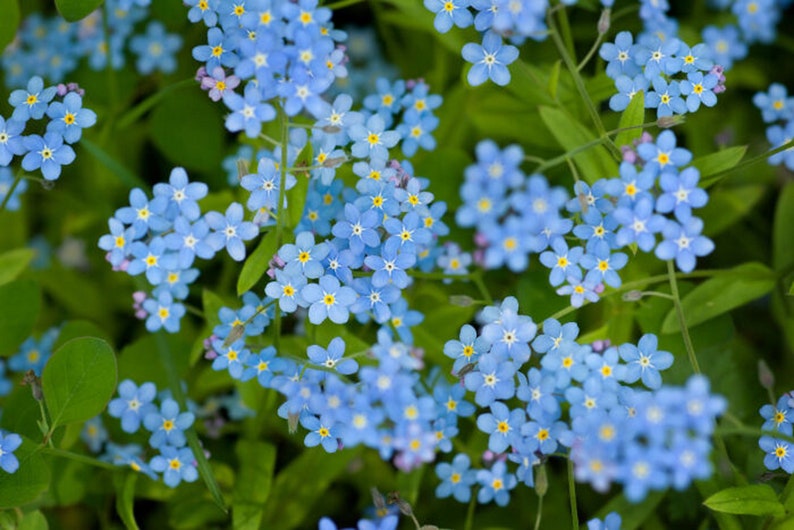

444,324,490,374
364,238,416,289
477,401,524,453
81,417,108,453
332,203,381,256
677,43,713,73
0,117,26,166
580,240,628,288
760,396,794,436
464,353,517,407
679,71,719,112
205,202,259,261
476,460,516,506
435,453,477,502
223,82,276,138
301,274,357,324
646,77,687,118
279,231,329,279
702,25,747,71
753,83,793,124
211,338,251,379
766,121,794,171
186,0,219,25
21,132,76,181
587,512,622,530
8,76,57,122
613,197,666,252
557,276,601,308
637,36,682,79
153,167,208,222
307,337,358,375
654,213,714,272
108,380,158,433
539,237,584,286
618,334,673,389
241,346,285,388
760,436,794,473
149,446,199,487
609,74,650,112
348,114,400,161
127,237,174,285
142,291,186,333
424,0,473,33
129,21,182,75
301,415,341,453
462,31,519,87
0,431,22,473
349,277,400,323
192,27,239,70
265,268,307,313
142,398,195,448
637,130,693,176
115,188,169,239
163,216,216,268
600,32,642,79
655,167,708,219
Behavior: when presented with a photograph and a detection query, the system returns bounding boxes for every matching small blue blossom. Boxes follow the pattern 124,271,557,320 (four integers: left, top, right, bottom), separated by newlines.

205,202,259,261
476,460,516,506
153,167,208,222
8,76,57,122
618,334,673,389
21,132,76,181
435,453,477,502
0,432,22,474
142,291,186,333
654,213,714,272
149,446,199,487
301,274,357,324
307,337,358,375
108,380,158,433
143,398,195,448
462,31,519,87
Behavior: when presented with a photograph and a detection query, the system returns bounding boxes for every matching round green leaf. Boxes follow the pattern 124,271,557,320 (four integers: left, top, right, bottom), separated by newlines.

42,337,117,429
0,439,50,509
0,279,41,357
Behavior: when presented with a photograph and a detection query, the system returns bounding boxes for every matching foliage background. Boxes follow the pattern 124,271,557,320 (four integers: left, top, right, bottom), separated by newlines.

0,0,793,528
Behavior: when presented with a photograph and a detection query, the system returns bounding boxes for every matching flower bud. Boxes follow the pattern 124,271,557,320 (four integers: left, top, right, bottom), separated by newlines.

535,464,548,497
758,359,775,390
597,9,611,34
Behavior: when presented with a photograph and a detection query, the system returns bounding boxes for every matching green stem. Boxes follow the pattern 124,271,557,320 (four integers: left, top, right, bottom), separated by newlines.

463,489,477,530
567,458,578,529
576,25,607,72
81,138,148,189
116,78,196,130
667,260,701,374
555,7,577,63
0,170,24,212
102,4,120,115
547,15,620,159
154,331,228,513
42,447,118,471
705,138,794,185
534,492,544,530
716,425,794,445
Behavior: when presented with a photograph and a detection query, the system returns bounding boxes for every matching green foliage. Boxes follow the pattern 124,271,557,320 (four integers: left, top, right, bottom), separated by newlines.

661,263,777,333
0,0,20,53
237,230,278,295
614,92,646,149
0,248,34,287
0,439,49,509
0,279,40,357
54,0,104,21
703,485,786,517
41,337,117,429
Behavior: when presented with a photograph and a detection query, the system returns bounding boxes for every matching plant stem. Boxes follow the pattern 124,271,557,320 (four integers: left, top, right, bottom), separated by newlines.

116,78,196,130
577,27,607,72
567,458,579,529
102,4,120,115
0,170,24,212
534,492,544,530
667,259,701,374
463,490,477,530
42,447,118,470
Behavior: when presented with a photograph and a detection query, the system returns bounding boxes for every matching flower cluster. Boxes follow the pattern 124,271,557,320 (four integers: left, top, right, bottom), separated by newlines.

0,76,96,209
456,132,714,307
600,31,726,117
100,379,200,487
758,392,794,474
98,167,260,332
433,297,725,506
2,1,181,86
754,83,794,171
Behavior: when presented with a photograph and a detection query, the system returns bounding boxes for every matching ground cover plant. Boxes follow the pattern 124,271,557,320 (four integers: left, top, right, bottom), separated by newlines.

0,0,793,528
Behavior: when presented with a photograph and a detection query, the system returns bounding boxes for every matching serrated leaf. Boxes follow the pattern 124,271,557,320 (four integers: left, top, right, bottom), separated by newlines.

54,0,103,22
0,279,40,357
661,263,776,333
704,485,785,517
614,91,645,148
0,0,20,52
114,473,139,530
0,439,50,509
693,145,748,188
0,248,34,287
538,106,618,183
42,337,117,429
237,230,277,295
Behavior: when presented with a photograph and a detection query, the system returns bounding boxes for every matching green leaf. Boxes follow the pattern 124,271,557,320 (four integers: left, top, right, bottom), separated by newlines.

288,172,310,230
232,440,276,530
114,473,140,530
0,439,50,509
54,0,103,22
538,106,618,183
614,91,646,148
0,0,20,52
237,230,277,295
261,449,359,529
17,510,48,530
661,263,777,333
0,279,40,357
0,248,33,288
149,89,225,174
547,60,562,100
42,337,117,429
773,182,794,271
704,485,785,517
53,320,112,350
692,145,748,188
